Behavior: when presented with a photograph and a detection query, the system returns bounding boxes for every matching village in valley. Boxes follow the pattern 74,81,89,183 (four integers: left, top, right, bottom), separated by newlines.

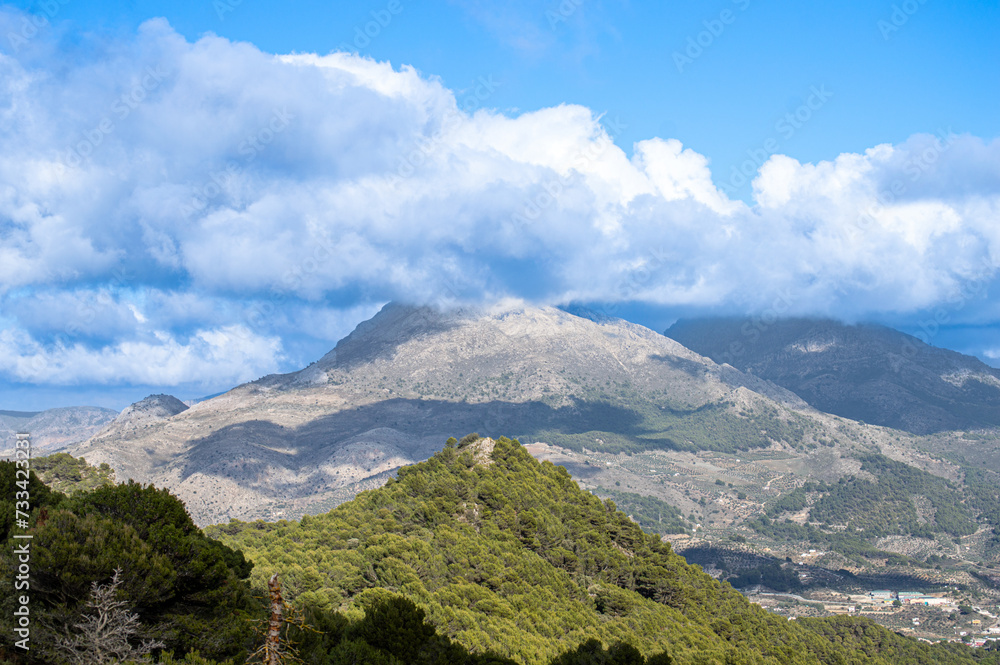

743,573,1000,648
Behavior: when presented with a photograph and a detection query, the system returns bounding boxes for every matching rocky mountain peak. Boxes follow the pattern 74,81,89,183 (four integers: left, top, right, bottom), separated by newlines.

457,435,497,466
316,302,458,370
113,394,189,425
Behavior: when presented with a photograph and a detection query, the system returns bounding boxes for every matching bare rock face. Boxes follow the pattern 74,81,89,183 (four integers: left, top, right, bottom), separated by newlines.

461,436,497,466
68,304,841,526
0,406,118,456
108,394,189,431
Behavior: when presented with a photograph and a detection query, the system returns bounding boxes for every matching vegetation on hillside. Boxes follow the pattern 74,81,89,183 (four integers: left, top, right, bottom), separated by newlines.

591,488,690,536
30,452,115,494
808,454,976,537
2,444,997,664
755,452,985,561
528,394,806,455
0,464,260,663
211,436,997,665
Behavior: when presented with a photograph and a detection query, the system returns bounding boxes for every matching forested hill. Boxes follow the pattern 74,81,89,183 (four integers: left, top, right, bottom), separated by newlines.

211,435,996,665
664,317,1000,434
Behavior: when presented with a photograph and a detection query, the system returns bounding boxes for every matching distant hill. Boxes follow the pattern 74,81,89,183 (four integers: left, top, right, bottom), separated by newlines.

665,317,1000,434
0,405,118,455
211,435,990,665
107,393,189,432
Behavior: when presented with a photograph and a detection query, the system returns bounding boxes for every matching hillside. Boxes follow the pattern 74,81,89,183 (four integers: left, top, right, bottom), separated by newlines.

664,317,1000,434
211,435,996,665
30,452,116,494
0,405,118,455
0,460,260,664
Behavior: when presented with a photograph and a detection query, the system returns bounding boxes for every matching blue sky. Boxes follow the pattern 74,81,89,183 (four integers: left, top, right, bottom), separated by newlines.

0,0,998,410
28,0,1000,192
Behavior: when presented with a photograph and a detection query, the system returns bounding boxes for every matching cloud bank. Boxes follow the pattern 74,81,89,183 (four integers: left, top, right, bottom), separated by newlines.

0,10,998,387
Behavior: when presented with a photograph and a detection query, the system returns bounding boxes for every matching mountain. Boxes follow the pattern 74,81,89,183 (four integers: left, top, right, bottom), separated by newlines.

72,303,883,526
5,440,992,664
209,435,991,665
0,405,118,455
70,303,1000,567
64,304,1000,635
665,317,1000,434
108,393,189,431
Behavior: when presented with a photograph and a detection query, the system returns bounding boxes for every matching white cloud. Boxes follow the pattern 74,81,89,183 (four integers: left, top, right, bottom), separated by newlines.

0,325,284,386
0,10,998,387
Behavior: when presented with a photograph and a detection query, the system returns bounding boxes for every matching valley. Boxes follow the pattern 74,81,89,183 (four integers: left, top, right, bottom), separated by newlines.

526,431,1000,643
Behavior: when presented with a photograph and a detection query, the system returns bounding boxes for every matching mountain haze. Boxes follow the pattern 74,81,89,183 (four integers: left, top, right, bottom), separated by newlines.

0,406,118,456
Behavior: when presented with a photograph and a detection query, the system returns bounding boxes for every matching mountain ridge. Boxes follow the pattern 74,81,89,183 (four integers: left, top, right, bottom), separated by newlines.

664,316,1000,433
0,405,118,456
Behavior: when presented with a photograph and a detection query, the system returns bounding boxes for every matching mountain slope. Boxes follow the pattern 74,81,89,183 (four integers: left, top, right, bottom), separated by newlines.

665,317,1000,434
0,405,118,455
210,435,993,665
73,303,825,525
114,393,189,422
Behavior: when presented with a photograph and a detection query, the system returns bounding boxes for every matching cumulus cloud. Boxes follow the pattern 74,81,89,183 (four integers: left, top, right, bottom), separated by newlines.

0,324,284,386
0,9,998,387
